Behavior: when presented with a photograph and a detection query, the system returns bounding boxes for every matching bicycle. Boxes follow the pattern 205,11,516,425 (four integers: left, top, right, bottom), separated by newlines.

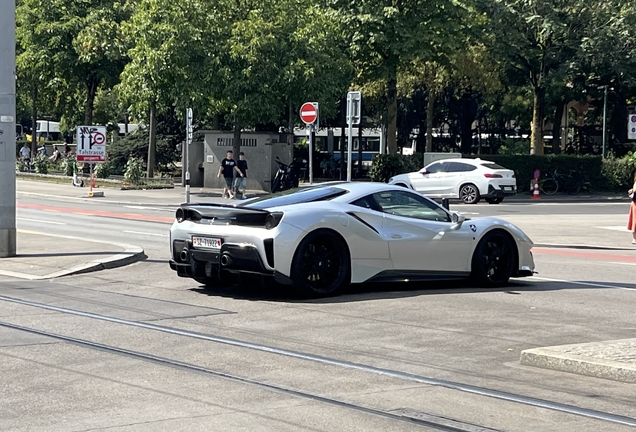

538,169,583,195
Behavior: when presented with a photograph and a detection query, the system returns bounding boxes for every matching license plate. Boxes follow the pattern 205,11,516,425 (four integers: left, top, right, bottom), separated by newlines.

192,236,222,249
502,186,513,191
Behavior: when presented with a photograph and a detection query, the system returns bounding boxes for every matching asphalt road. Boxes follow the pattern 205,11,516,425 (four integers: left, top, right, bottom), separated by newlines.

1,196,636,431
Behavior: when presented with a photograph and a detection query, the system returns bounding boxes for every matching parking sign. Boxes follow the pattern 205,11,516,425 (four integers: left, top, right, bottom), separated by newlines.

76,126,107,162
628,115,636,140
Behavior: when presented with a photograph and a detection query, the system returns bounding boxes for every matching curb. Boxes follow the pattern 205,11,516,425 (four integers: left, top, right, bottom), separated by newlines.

0,230,146,281
520,339,636,383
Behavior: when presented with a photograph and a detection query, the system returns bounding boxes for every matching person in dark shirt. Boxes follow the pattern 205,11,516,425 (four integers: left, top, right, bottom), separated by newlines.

217,150,242,199
234,152,248,199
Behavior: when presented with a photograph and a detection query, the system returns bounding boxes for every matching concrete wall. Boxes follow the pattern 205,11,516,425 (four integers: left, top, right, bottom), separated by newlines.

181,141,204,188
202,131,293,191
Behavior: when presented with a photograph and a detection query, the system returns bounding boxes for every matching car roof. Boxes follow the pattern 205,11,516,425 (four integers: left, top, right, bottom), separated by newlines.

426,158,494,166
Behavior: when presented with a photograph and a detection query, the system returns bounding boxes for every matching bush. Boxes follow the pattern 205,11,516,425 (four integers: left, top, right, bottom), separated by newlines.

601,152,636,190
124,157,145,185
94,161,113,179
62,155,77,176
33,153,49,174
369,154,423,183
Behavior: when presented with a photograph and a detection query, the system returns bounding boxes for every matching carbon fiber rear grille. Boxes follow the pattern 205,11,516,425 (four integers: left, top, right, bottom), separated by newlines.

264,238,274,268
173,240,187,262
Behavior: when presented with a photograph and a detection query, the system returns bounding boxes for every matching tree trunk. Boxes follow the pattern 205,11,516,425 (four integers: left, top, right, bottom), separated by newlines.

460,92,476,154
530,86,545,155
288,99,293,134
84,76,98,126
612,89,627,144
232,122,241,159
30,82,37,154
386,73,398,154
425,89,435,153
147,102,156,178
552,101,564,154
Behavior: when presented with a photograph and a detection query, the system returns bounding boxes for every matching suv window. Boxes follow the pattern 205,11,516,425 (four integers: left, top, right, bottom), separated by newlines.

445,162,476,172
425,162,445,173
481,162,506,170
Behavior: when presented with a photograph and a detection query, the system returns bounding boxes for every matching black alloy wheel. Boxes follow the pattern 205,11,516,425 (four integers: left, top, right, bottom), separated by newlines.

471,231,515,287
460,183,481,204
291,230,350,297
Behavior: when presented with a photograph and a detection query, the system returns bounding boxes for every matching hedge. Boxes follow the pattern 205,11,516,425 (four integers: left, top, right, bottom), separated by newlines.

370,153,636,192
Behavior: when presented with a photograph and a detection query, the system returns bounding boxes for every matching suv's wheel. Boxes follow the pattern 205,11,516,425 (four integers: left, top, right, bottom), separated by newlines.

290,230,350,297
460,183,481,204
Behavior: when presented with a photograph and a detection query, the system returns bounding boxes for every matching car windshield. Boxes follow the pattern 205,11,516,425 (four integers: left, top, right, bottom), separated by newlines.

241,186,348,209
481,162,506,170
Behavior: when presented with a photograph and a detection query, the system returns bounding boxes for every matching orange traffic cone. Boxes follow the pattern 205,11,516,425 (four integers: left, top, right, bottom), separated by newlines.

91,173,96,189
532,180,540,199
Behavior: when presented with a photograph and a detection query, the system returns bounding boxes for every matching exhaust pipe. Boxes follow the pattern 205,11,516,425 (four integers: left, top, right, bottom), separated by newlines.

179,248,189,262
220,253,233,267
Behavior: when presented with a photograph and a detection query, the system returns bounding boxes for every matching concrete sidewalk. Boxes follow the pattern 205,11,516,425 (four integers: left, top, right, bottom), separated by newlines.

0,230,145,281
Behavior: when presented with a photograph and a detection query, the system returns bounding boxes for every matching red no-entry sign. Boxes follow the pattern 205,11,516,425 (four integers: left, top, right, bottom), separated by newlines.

300,102,318,125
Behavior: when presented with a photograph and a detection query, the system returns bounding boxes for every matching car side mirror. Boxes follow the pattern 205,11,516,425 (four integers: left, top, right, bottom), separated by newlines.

420,170,429,175
450,212,465,230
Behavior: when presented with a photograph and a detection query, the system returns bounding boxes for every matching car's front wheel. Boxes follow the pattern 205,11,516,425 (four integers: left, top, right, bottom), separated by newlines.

471,231,515,287
460,183,481,204
290,230,350,297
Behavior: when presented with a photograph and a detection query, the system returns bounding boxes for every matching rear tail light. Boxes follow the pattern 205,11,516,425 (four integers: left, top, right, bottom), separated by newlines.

484,173,503,178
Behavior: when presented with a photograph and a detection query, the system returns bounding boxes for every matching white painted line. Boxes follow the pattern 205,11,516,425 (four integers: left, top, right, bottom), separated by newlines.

599,226,630,232
529,276,636,291
123,230,167,237
608,262,636,267
124,205,163,211
17,218,66,225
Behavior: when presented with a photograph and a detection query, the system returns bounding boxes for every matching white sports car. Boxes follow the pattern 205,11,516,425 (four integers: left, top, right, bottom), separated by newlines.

169,182,534,296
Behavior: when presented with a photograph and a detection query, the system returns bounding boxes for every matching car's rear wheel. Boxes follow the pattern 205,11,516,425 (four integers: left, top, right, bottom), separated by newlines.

290,230,350,297
471,231,515,287
460,183,481,204
486,197,503,204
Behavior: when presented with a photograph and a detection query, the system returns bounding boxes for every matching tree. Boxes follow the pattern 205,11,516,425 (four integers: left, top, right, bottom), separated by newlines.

334,0,464,153
478,0,594,155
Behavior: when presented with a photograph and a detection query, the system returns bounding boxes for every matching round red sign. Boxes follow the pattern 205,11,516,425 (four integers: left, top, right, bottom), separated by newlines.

300,102,318,124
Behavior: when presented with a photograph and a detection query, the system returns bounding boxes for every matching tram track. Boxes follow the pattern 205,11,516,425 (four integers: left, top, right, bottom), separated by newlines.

1,293,635,428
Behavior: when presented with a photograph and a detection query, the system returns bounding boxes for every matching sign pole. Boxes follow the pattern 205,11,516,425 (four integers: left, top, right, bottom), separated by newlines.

0,0,16,257
185,108,193,203
347,102,353,182
345,91,361,182
308,124,313,184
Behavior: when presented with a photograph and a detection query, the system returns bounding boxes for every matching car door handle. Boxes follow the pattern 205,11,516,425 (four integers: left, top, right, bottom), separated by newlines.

391,234,402,239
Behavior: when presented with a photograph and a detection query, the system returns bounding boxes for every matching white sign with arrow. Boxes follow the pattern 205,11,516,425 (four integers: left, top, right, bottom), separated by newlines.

76,125,107,162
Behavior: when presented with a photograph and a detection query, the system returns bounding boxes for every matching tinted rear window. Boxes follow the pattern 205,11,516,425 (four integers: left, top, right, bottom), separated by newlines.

242,186,348,209
481,163,506,170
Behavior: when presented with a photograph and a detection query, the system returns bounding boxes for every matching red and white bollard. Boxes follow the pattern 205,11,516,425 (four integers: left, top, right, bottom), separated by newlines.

532,179,540,199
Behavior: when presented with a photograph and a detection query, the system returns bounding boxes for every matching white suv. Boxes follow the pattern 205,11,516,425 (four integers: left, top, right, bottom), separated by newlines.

388,158,517,204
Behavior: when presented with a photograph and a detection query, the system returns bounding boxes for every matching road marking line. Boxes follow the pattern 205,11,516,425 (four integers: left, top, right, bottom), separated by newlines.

529,276,636,291
124,205,163,211
123,230,167,237
608,262,636,266
17,218,66,225
599,226,630,232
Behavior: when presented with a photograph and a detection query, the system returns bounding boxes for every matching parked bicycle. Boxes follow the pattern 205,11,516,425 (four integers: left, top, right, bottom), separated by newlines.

539,169,584,195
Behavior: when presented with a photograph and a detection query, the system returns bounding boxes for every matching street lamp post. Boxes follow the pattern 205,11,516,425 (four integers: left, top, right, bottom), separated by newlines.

600,85,608,158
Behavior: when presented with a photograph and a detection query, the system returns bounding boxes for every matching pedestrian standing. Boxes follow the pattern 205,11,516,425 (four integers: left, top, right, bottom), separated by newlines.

217,150,242,199
627,171,636,244
19,143,31,170
234,152,248,199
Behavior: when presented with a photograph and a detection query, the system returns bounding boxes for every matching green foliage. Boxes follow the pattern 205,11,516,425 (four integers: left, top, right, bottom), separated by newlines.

62,155,78,176
108,125,180,175
33,153,50,174
16,158,28,172
124,157,145,185
498,138,530,156
601,152,636,190
369,153,423,183
93,161,113,179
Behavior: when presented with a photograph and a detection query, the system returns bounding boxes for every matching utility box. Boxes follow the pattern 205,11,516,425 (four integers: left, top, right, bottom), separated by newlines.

423,152,461,166
201,131,293,192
